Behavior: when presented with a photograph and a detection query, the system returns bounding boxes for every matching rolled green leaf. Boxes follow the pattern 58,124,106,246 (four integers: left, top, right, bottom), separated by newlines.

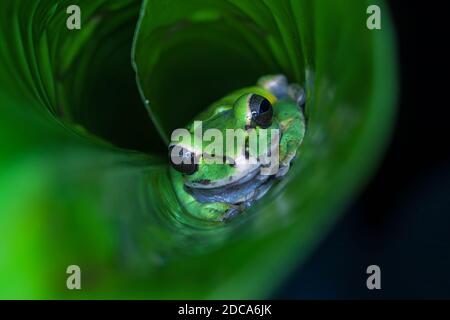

0,0,396,298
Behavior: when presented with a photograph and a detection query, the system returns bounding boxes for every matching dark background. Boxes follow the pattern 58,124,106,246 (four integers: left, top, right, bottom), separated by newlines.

277,1,450,298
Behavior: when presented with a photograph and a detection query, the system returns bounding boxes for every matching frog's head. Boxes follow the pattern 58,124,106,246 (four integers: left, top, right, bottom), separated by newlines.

168,91,279,201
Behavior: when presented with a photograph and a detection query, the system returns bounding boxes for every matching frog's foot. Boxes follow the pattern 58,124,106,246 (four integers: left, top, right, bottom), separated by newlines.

220,206,242,221
220,179,275,221
187,201,233,222
277,141,299,177
276,163,290,177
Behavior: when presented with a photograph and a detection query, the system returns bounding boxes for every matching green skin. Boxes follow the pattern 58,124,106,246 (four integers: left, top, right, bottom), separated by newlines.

169,75,306,222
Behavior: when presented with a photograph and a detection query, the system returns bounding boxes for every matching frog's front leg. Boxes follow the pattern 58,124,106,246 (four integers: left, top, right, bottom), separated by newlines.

184,200,237,222
276,101,306,177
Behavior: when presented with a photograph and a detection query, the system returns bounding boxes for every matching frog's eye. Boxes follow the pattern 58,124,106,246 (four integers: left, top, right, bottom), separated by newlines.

168,145,198,175
249,94,273,128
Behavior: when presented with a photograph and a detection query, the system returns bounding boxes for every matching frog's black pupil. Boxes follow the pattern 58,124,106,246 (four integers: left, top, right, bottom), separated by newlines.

249,94,273,128
260,98,271,113
168,145,198,175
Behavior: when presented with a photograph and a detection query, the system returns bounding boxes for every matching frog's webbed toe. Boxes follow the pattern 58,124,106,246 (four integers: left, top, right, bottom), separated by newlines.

220,206,241,221
276,163,291,178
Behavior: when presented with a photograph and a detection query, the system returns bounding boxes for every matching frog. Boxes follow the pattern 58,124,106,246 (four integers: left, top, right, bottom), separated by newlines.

168,74,306,222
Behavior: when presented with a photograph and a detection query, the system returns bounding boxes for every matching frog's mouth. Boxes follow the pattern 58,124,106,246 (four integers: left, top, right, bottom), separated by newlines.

184,165,275,205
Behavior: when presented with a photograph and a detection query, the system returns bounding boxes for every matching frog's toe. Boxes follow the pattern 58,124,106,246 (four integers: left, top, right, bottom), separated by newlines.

257,74,289,99
276,163,290,177
219,206,242,222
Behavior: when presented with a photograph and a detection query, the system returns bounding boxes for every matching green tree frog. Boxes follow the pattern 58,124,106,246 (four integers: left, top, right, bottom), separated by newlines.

168,75,306,222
